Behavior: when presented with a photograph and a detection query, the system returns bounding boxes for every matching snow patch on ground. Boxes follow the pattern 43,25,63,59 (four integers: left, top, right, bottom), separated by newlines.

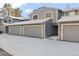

48,36,58,40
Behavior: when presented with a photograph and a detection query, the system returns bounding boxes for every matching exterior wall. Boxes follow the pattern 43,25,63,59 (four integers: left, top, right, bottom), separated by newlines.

30,7,62,23
0,24,5,33
58,23,61,39
69,11,75,16
64,11,75,16
64,10,79,16
4,17,21,23
4,17,15,23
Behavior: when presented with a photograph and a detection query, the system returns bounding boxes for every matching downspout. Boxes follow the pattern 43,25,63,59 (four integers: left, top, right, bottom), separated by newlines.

43,22,46,38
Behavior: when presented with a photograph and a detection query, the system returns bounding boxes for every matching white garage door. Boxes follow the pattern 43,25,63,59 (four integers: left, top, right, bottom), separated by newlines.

23,25,42,38
9,26,21,35
63,25,79,42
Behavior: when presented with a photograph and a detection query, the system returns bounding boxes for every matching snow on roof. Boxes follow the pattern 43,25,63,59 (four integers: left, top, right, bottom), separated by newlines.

57,15,79,23
9,16,23,20
7,18,50,26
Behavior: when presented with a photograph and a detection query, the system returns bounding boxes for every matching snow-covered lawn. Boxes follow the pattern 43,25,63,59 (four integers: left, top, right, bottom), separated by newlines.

0,34,79,56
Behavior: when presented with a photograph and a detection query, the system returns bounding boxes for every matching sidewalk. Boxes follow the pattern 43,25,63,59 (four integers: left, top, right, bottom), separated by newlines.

0,34,79,56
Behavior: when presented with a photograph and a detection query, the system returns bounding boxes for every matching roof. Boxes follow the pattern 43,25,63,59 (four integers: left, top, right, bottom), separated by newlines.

35,7,61,10
57,15,79,23
29,7,63,16
22,16,31,20
2,22,10,26
6,18,50,26
9,16,23,20
31,7,61,13
63,8,79,12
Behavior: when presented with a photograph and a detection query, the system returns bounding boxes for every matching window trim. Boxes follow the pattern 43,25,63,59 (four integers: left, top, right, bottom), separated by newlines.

32,14,39,20
64,12,69,16
44,11,53,18
9,20,11,22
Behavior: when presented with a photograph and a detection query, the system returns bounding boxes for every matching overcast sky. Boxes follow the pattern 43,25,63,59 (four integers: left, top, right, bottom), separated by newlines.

1,3,79,17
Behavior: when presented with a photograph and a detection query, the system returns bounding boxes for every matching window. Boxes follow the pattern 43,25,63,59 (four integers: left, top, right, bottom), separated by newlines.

9,20,11,22
75,10,78,15
33,15,38,19
64,12,69,16
45,13,51,18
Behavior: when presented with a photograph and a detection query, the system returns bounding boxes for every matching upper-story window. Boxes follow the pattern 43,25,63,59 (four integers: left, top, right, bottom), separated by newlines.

64,12,69,16
33,15,38,19
75,10,78,15
45,13,52,18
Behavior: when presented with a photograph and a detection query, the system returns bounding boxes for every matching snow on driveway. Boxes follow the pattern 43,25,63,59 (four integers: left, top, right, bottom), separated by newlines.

0,34,79,56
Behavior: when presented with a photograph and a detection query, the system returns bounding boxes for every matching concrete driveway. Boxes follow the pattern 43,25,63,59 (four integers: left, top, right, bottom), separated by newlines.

0,34,79,56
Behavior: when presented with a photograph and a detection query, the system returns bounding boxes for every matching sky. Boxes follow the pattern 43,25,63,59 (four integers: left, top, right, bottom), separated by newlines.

20,3,79,17
1,3,79,17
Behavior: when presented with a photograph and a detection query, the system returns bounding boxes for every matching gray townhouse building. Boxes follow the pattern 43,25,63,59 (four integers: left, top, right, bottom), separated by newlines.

30,7,63,24
58,8,79,42
5,7,63,38
2,6,79,41
29,7,63,35
5,7,79,38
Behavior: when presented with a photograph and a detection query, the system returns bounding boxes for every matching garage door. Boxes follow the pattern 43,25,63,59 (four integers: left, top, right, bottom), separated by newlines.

23,25,42,38
9,26,21,35
63,25,79,42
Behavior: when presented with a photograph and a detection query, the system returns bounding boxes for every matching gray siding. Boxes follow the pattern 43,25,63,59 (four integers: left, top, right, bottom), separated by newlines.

44,20,55,37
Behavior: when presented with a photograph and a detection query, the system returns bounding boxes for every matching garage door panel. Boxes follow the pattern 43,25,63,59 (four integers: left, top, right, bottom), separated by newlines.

24,26,42,38
8,24,43,38
63,25,79,42
9,26,21,35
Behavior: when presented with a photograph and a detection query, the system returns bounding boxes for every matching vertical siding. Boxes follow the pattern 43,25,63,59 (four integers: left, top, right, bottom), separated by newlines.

45,20,54,37
52,10,58,23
